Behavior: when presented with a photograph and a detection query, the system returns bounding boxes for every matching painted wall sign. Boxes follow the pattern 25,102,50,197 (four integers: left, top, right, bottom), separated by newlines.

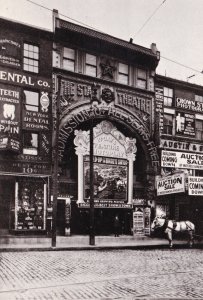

188,176,203,196
0,160,51,175
155,87,164,133
23,110,50,130
0,67,51,89
0,39,21,67
78,201,132,208
161,150,203,170
156,173,185,196
175,112,195,136
176,97,203,112
160,139,203,153
0,84,21,152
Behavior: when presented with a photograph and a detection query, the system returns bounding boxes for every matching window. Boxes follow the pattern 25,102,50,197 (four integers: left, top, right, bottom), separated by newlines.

163,114,173,135
23,43,39,73
196,120,203,140
63,47,75,71
137,68,147,89
164,87,173,106
195,95,203,102
86,53,97,76
118,63,128,84
23,132,38,155
24,91,39,111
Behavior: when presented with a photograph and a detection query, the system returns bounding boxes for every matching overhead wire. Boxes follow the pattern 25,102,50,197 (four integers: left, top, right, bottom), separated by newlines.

26,0,203,77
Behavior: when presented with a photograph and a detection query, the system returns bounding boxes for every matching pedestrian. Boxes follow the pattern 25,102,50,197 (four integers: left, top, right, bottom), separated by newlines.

114,215,120,237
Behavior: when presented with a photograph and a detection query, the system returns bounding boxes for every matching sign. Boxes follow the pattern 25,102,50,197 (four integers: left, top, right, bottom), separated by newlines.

0,67,51,89
0,84,21,152
155,87,164,132
176,97,203,113
156,173,185,196
0,160,51,175
161,150,203,170
188,176,203,196
0,39,21,67
78,201,132,209
133,209,144,235
160,139,203,154
175,112,195,136
23,110,50,130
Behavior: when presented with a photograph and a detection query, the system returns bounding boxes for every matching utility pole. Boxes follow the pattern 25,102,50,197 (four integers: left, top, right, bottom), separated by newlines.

52,75,61,248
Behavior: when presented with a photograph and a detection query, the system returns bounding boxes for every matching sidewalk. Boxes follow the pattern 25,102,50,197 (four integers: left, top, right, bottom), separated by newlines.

0,235,203,251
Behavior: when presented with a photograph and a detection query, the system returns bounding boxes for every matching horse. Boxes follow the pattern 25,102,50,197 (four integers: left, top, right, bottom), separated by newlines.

151,217,195,248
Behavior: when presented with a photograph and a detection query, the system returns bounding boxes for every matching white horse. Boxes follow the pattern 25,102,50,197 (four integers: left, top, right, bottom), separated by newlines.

151,217,195,248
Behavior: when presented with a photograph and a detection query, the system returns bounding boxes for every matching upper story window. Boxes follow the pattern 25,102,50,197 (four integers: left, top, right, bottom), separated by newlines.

23,132,38,155
63,47,75,71
196,120,203,140
137,69,147,89
118,63,128,85
23,43,39,73
24,91,39,112
195,95,203,102
86,53,97,77
163,87,173,106
163,113,173,135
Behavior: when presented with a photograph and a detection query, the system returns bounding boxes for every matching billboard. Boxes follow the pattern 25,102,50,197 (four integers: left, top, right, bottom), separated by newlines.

188,176,203,196
161,150,203,170
156,173,185,196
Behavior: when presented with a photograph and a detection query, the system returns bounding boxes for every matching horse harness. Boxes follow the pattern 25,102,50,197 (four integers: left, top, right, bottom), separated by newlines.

164,219,193,232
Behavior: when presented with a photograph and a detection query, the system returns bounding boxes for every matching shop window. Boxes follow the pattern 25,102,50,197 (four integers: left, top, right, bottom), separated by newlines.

195,95,203,102
163,113,173,135
164,87,173,106
23,43,39,73
85,53,97,76
196,120,203,140
63,47,75,71
137,68,147,89
24,90,39,111
16,179,46,230
23,132,38,155
118,63,128,85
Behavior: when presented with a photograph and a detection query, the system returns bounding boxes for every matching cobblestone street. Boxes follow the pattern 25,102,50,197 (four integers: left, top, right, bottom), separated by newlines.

0,249,203,299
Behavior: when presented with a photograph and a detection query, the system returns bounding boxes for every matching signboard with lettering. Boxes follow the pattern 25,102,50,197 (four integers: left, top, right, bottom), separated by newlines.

156,173,185,196
84,156,128,201
175,112,195,136
188,176,203,196
78,200,132,209
155,87,164,133
0,84,21,152
161,150,203,170
0,160,51,175
176,97,203,113
160,139,203,154
0,39,21,67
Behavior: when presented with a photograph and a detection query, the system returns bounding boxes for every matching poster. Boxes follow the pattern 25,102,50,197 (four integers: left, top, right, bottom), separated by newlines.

156,173,185,196
188,176,203,196
175,111,195,136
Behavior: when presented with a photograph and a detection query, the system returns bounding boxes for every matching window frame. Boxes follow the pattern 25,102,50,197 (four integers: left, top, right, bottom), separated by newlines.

118,62,129,85
163,87,173,107
163,113,173,135
63,47,75,72
85,53,97,77
196,119,203,140
23,43,39,74
24,90,39,112
23,132,39,156
137,68,147,89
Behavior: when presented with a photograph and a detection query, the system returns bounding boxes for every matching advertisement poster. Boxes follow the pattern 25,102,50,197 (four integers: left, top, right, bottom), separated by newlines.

84,156,128,201
161,150,203,170
156,173,185,196
188,176,203,196
0,84,21,152
175,111,195,136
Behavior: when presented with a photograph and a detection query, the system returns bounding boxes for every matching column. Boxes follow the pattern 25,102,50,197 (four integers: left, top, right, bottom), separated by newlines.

127,155,135,204
77,152,84,204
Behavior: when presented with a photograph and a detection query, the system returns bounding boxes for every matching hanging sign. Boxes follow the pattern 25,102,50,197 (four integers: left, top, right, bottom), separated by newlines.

0,84,21,152
188,176,203,196
161,150,203,170
175,111,195,136
156,173,185,196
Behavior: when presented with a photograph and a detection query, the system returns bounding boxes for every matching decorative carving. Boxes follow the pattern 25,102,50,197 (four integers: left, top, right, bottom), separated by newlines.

101,88,115,103
100,60,116,79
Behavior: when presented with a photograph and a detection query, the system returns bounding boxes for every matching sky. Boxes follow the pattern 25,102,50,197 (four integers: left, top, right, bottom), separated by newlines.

1,0,203,86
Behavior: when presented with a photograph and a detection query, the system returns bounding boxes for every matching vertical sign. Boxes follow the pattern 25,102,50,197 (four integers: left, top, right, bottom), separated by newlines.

155,87,164,134
0,84,21,152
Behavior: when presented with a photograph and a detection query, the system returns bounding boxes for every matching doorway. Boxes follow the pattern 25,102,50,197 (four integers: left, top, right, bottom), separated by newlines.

56,200,66,235
0,179,15,233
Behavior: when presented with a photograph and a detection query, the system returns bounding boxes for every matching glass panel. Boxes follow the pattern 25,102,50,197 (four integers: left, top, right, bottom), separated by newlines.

24,91,39,107
138,68,147,79
86,65,96,76
137,79,146,89
119,63,128,74
118,73,128,85
164,114,173,125
86,53,96,65
63,59,75,71
64,47,75,59
24,43,28,50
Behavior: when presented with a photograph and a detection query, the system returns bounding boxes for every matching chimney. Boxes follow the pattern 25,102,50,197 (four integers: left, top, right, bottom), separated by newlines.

53,9,59,33
151,43,160,60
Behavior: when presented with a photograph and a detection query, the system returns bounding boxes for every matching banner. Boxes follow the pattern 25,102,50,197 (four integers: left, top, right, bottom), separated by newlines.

0,84,21,152
188,176,203,196
161,150,203,170
156,173,185,196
